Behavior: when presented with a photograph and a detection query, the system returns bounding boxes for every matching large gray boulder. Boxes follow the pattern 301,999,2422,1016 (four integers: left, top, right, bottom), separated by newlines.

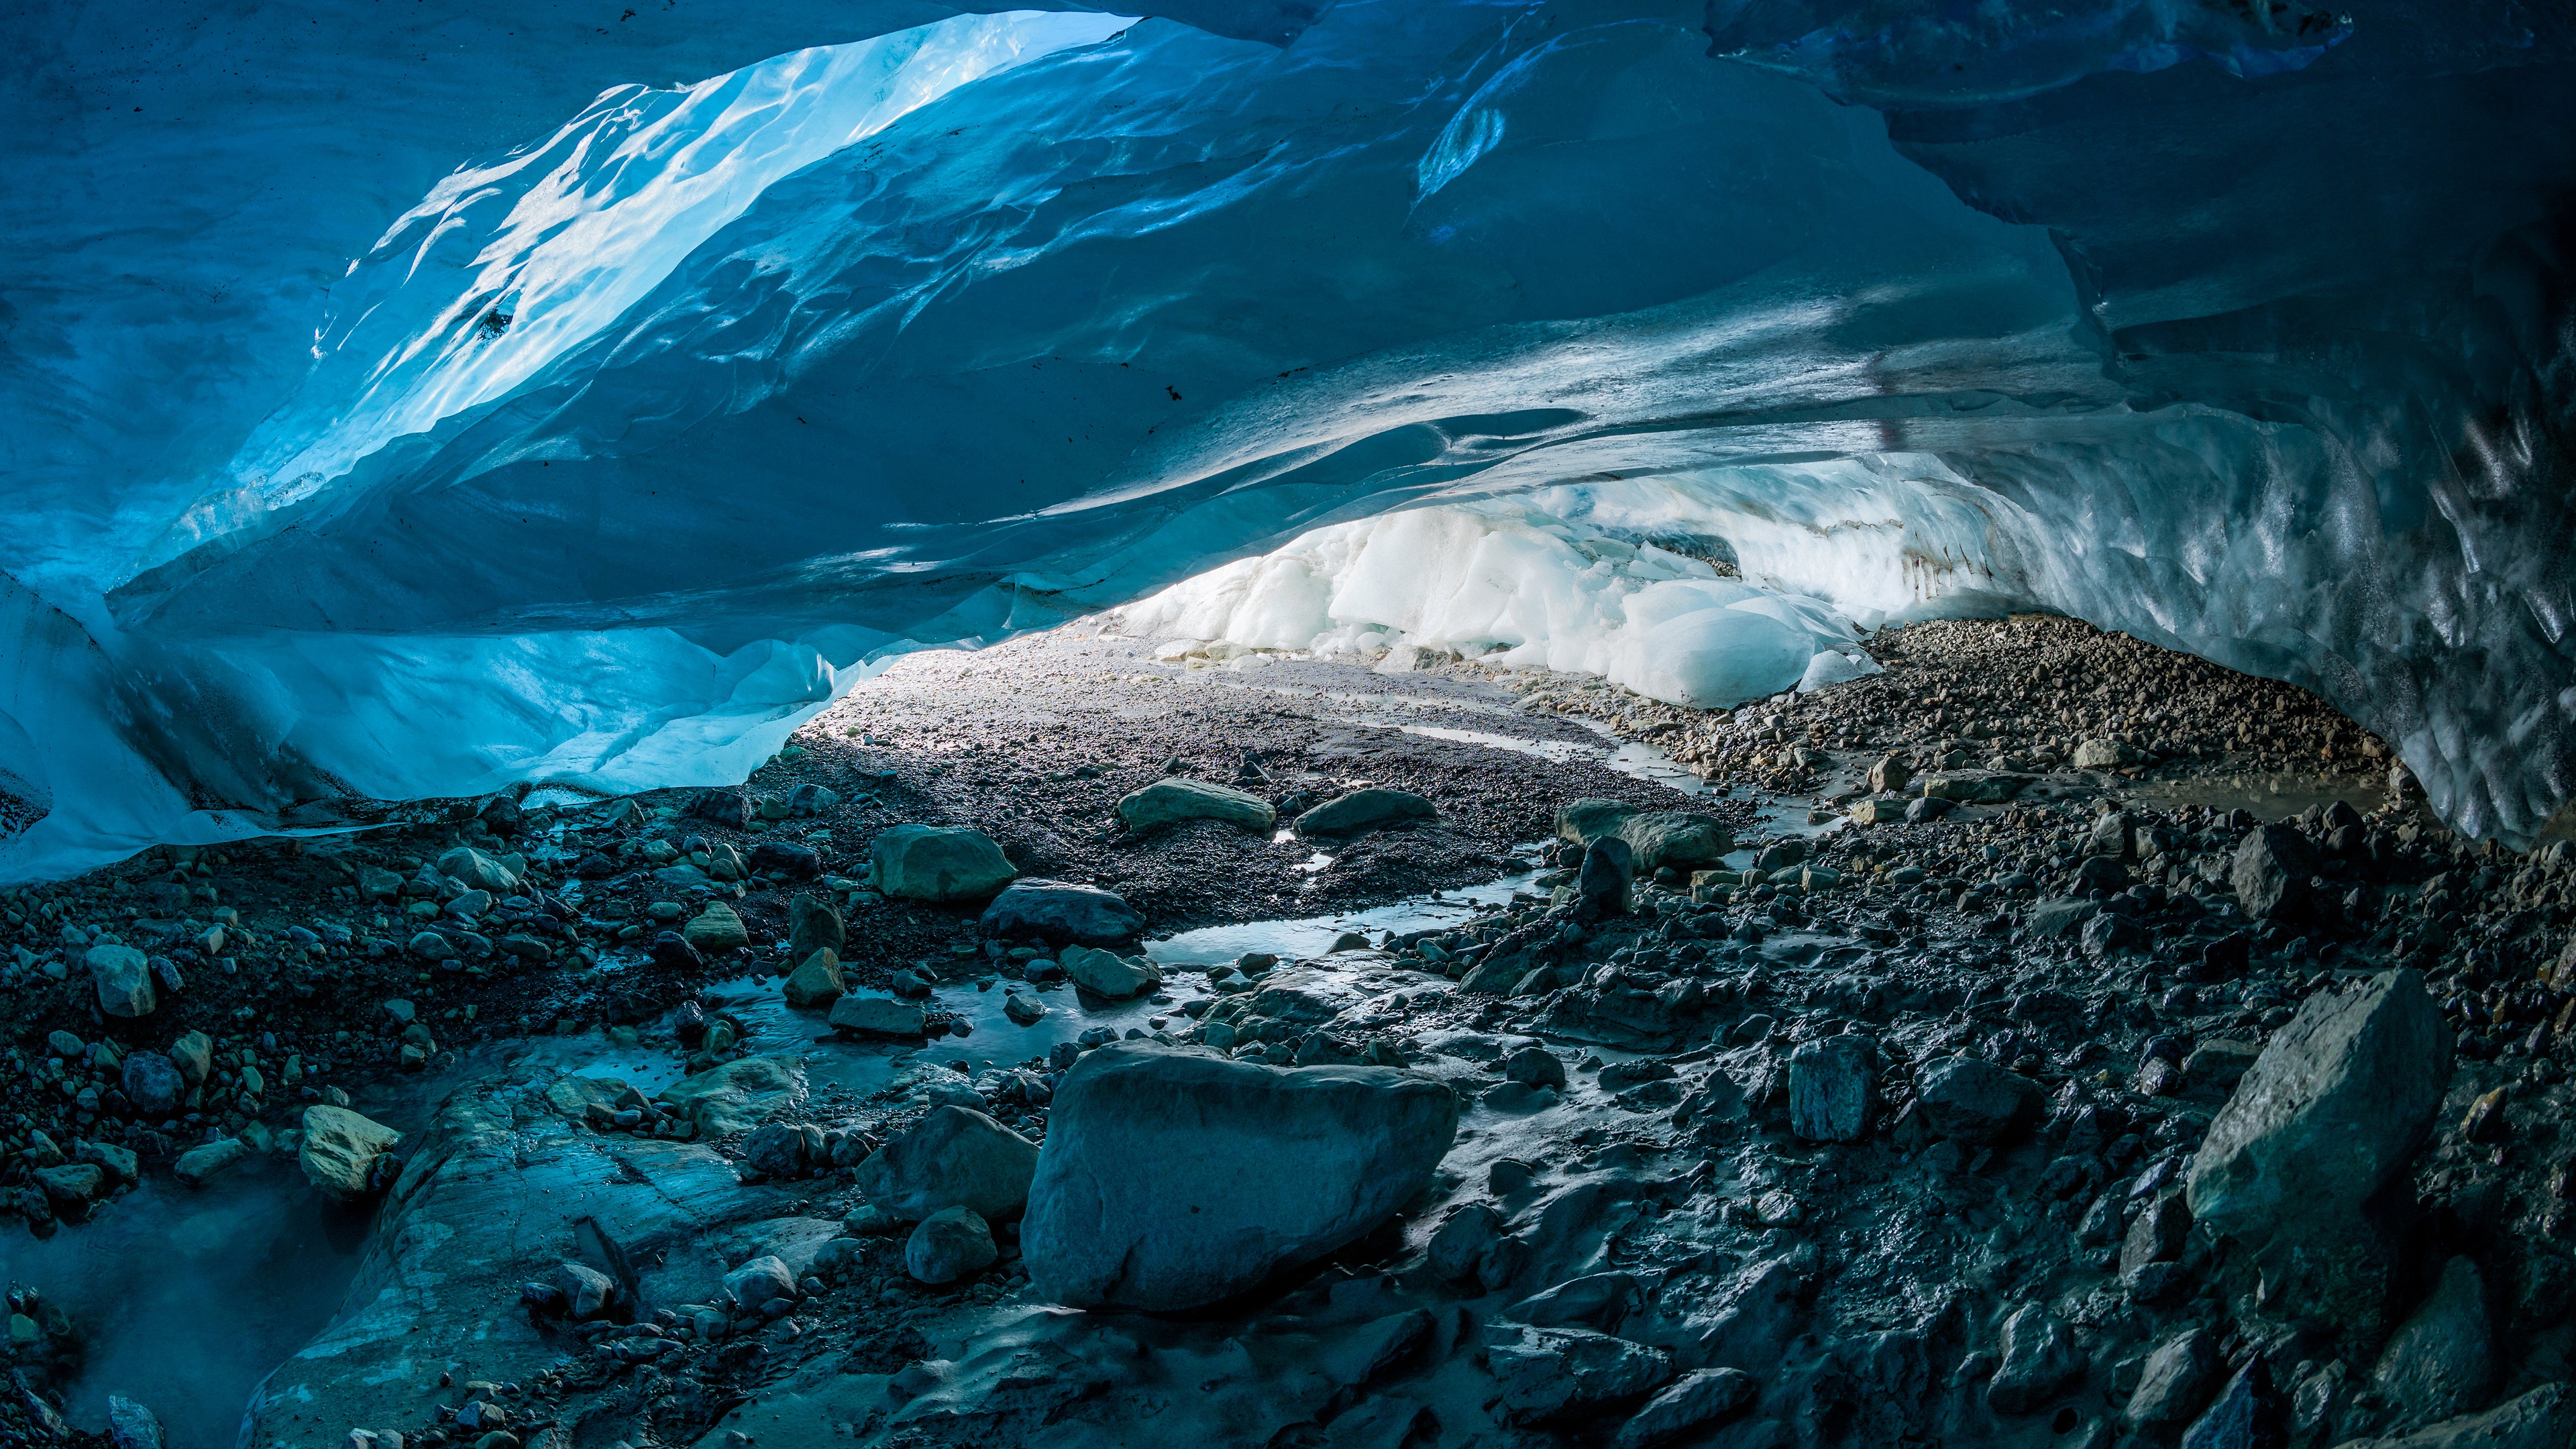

1022,1044,1459,1311
2186,969,2451,1336
1116,777,1276,833
1293,788,1435,837
1987,1304,2082,1414
854,1106,1039,1223
869,824,1017,903
978,880,1144,947
1551,798,1731,871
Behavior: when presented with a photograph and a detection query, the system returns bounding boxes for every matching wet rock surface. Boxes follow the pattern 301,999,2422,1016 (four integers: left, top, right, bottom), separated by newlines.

2,617,2573,1448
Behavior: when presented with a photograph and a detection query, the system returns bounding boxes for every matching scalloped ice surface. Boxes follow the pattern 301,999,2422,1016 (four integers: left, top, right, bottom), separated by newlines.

3,0,2574,879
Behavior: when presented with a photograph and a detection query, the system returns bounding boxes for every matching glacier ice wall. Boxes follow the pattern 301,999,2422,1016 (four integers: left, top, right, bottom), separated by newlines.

5,0,2576,877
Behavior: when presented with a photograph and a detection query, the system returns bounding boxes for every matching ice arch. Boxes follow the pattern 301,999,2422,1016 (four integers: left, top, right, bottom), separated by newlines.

3,0,2574,879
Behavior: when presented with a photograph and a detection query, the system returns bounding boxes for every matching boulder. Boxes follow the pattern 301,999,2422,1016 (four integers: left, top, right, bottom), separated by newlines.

1116,777,1276,833
1022,1043,1460,1311
1293,788,1436,837
299,1106,401,1203
2370,1257,2496,1431
555,1260,621,1320
786,894,844,961
744,1122,824,1179
2231,822,2317,921
869,824,1017,903
682,902,749,954
2186,969,2451,1336
1987,1304,2082,1413
1578,837,1635,917
2074,738,2139,769
1614,813,1733,871
2126,1328,2220,1429
655,1055,805,1136
905,1206,998,1285
855,1106,1039,1222
978,880,1144,947
1913,1055,2039,1145
723,1255,798,1311
2027,898,2100,939
87,945,155,1018
2335,1383,2576,1449
34,1163,107,1210
1061,945,1163,999
1788,1036,1876,1143
1617,1368,1756,1449
1555,798,1639,845
1866,755,1910,794
436,846,523,893
173,1138,251,1187
780,949,845,1009
119,1052,183,1116
828,996,929,1038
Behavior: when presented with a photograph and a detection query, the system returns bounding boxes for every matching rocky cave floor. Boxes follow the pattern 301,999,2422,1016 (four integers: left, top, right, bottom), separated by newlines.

3,615,2573,1449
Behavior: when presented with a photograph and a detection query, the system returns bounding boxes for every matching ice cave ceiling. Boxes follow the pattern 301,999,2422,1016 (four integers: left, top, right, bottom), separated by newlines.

3,0,2573,879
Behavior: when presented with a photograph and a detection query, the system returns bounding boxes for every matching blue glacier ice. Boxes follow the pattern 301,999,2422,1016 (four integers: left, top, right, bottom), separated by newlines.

3,0,2574,878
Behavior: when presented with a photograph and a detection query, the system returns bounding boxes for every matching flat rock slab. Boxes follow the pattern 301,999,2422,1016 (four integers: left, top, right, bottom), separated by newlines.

1116,777,1275,833
1023,1043,1459,1311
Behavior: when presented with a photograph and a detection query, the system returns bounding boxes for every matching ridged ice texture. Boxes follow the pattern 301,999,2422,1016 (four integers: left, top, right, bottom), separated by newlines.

3,0,2575,878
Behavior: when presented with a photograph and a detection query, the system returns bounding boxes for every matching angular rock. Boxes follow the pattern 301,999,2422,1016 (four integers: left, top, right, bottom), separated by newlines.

2180,1356,2278,1449
744,1122,824,1179
106,1395,164,1449
34,1163,107,1210
2186,969,2451,1334
870,824,1017,903
1427,1202,1504,1283
2029,897,2101,939
555,1260,620,1320
119,1052,183,1116
1866,755,1910,794
2082,910,2147,959
682,902,749,954
723,1254,797,1310
1579,836,1635,916
76,1140,138,1184
2121,1193,2192,1280
1003,991,1045,1026
1116,777,1276,833
2185,1038,2261,1090
1024,1043,1460,1310
787,893,844,963
1988,1304,2082,1413
906,1206,998,1285
437,846,523,894
979,880,1144,947
747,840,821,879
88,945,155,1018
1617,1368,1756,1449
2128,1328,2220,1429
2231,823,2317,921
2074,738,2139,769
1788,1036,1876,1143
828,996,929,1038
780,949,845,1009
1293,788,1436,837
1061,945,1163,999
855,1105,1039,1222
1491,1326,1673,1425
173,1137,251,1187
299,1106,401,1202
2370,1257,2496,1431
1914,1055,2039,1145
168,1029,213,1086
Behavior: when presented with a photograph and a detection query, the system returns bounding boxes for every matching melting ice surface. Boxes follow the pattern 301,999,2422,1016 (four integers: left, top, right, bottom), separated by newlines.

6,0,2576,877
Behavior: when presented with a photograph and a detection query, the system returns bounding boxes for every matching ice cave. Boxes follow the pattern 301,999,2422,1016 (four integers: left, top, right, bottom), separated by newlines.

5,1,2576,1446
